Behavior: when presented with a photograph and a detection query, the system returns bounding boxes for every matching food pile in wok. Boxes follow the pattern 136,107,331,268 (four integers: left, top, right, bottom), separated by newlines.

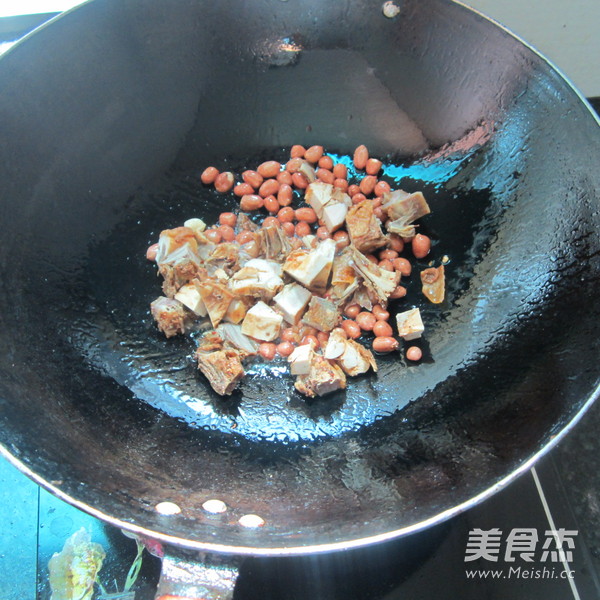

147,144,445,397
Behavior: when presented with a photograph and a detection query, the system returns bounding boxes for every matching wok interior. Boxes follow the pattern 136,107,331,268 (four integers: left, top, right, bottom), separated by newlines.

0,0,598,552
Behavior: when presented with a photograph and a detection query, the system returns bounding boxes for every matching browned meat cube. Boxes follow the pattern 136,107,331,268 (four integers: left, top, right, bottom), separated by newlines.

257,222,292,261
383,190,430,221
349,246,399,306
345,200,388,253
195,347,245,395
294,353,347,397
150,297,187,338
198,280,235,327
302,297,340,332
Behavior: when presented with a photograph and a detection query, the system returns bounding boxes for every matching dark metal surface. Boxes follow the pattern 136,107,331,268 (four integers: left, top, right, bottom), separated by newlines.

0,0,599,555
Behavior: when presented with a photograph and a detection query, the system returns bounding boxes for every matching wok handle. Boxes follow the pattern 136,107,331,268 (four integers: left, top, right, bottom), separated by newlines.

154,550,241,600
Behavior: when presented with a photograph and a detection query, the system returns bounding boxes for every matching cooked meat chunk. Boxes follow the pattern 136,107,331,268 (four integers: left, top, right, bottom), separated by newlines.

349,283,374,310
328,248,359,305
257,222,292,261
396,307,424,340
206,242,240,274
383,190,430,221
272,283,312,325
150,297,188,338
345,200,388,253
331,248,356,286
283,239,336,293
349,246,399,306
294,353,347,397
195,347,245,395
236,213,259,232
156,226,198,260
324,328,378,376
216,323,259,358
174,279,207,316
229,258,283,301
302,297,340,332
305,181,351,232
224,298,249,324
196,330,224,353
157,244,205,298
288,343,315,375
198,280,235,327
383,190,431,239
241,301,284,342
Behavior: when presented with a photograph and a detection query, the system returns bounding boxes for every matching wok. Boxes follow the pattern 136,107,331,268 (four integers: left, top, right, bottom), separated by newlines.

0,0,599,597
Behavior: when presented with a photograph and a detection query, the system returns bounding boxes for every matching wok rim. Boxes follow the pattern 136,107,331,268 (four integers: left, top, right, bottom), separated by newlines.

0,0,599,556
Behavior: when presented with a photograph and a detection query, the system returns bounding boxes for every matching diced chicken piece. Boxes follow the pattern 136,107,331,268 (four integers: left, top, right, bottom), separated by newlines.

157,242,205,298
386,216,416,239
299,160,316,183
195,347,245,395
382,190,430,221
241,301,284,342
396,308,424,341
322,201,348,233
305,181,351,232
328,248,359,305
345,200,388,253
301,235,319,250
350,284,374,310
331,187,353,207
324,329,378,376
257,222,292,261
174,280,207,317
155,227,198,262
236,213,260,232
294,353,347,398
283,238,336,293
421,265,445,304
329,280,359,306
302,297,340,332
288,343,315,375
216,323,259,357
196,330,224,353
323,328,346,360
194,233,218,260
212,267,230,282
207,242,240,273
150,296,187,338
338,340,377,377
198,280,235,327
305,181,352,216
229,258,284,301
305,181,333,217
383,190,431,239
331,248,356,286
224,297,248,324
349,246,400,305
184,218,207,238
272,283,312,325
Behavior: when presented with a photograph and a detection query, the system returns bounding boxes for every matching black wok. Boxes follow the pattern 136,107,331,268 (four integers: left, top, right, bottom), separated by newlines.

0,0,599,596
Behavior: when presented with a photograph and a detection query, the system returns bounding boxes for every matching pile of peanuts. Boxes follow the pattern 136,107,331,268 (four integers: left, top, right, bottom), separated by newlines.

194,144,431,363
